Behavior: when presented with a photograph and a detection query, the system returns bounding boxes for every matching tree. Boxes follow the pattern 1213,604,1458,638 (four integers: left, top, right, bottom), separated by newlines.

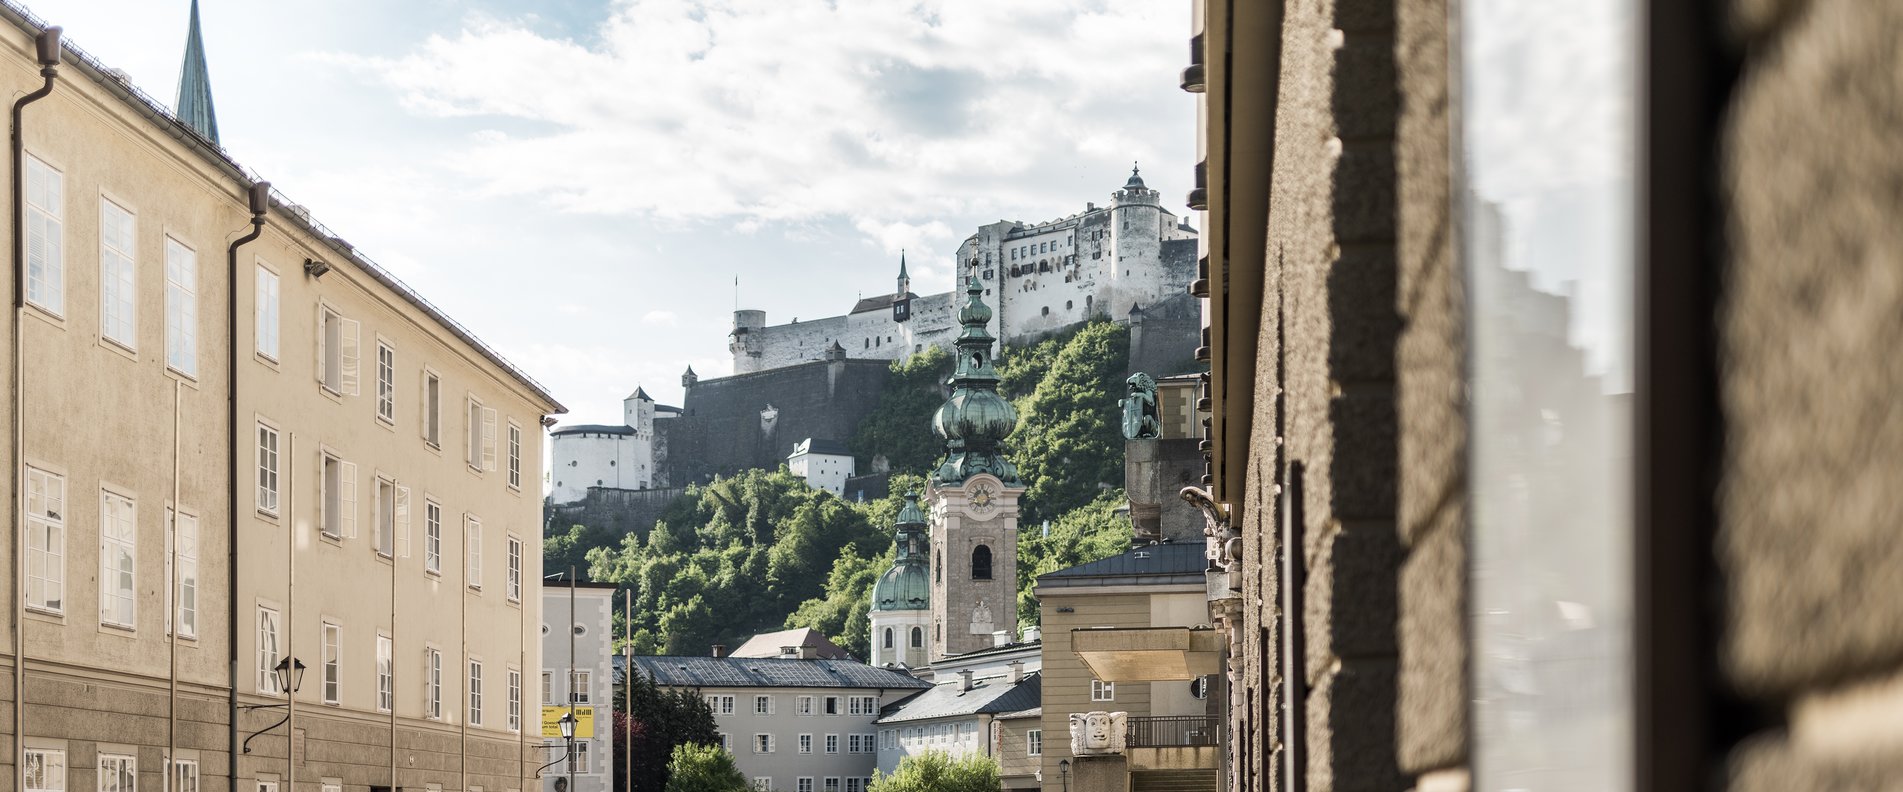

662,743,749,792
868,753,1001,792
1015,489,1135,625
545,522,619,576
614,670,721,792
1007,321,1131,524
850,346,952,474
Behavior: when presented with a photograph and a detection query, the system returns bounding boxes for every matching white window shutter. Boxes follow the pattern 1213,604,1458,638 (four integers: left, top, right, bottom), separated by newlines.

341,461,359,539
396,485,412,558
481,407,499,471
164,510,175,634
420,372,431,441
315,304,327,384
340,318,362,396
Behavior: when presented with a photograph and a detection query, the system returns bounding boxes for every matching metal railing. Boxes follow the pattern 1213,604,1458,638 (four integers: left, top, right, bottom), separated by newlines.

1126,715,1221,748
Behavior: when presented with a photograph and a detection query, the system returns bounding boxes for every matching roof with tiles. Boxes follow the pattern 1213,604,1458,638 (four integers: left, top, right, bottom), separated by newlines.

627,655,930,691
1036,541,1207,588
876,672,1041,724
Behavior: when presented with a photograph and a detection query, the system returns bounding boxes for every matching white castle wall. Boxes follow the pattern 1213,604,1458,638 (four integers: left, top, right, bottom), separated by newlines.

549,393,662,504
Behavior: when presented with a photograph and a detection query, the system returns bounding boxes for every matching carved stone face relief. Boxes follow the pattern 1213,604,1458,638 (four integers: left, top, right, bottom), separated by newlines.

1068,711,1128,755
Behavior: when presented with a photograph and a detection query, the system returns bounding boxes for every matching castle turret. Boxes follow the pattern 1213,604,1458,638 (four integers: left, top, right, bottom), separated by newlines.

729,309,768,373
681,365,699,388
1110,163,1165,316
893,251,913,323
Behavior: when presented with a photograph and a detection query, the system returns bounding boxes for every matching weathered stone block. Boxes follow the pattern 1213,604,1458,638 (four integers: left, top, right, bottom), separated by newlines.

1329,389,1399,521
1328,246,1402,383
1333,144,1398,245
1397,506,1465,773
1334,32,1399,141
1305,523,1403,677
1308,658,1405,792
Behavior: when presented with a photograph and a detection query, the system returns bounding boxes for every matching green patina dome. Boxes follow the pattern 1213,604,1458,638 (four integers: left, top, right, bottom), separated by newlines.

872,493,931,613
932,388,1017,443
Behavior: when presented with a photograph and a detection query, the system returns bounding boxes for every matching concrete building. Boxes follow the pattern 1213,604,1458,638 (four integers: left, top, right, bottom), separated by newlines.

539,581,618,792
729,173,1198,376
627,655,927,792
872,665,1039,787
547,389,679,504
0,9,565,792
785,439,854,498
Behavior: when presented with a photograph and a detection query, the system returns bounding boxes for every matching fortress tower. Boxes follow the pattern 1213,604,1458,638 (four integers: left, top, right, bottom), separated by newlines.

869,494,932,667
925,277,1023,661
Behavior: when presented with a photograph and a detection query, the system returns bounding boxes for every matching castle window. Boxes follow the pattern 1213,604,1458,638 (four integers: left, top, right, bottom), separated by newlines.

1066,300,1074,310
1041,307,1050,317
910,627,922,648
971,545,992,580
883,628,894,649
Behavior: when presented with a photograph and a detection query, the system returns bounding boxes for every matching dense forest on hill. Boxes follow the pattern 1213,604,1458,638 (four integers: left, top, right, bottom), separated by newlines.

559,321,1139,658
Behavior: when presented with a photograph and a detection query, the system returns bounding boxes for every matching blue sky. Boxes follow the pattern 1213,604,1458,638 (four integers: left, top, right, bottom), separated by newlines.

24,0,1196,423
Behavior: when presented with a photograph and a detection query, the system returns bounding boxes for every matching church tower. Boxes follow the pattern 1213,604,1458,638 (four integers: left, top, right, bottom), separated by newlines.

892,251,913,323
869,494,932,668
926,277,1023,660
175,0,220,145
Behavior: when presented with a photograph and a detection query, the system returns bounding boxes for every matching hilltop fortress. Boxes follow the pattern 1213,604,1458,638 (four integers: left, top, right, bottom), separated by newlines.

729,166,1199,373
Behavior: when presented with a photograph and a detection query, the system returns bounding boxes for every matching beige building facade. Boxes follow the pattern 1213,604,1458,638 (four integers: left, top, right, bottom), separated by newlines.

0,9,562,792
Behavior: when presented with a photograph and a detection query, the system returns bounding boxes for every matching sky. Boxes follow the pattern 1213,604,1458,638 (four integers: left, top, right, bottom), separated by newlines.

21,0,1197,424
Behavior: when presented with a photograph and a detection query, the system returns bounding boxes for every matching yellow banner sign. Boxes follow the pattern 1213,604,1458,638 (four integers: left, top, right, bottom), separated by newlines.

540,705,596,739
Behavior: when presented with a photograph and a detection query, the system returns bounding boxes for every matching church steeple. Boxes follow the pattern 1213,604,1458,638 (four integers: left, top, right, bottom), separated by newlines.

930,277,1019,485
175,0,220,145
892,251,913,323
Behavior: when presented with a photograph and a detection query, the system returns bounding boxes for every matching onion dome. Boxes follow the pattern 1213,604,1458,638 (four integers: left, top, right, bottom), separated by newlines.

871,493,931,613
931,278,1022,485
1124,162,1147,190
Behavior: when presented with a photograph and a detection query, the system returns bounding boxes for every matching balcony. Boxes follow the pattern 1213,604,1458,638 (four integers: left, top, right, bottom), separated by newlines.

1126,715,1222,772
1072,626,1224,681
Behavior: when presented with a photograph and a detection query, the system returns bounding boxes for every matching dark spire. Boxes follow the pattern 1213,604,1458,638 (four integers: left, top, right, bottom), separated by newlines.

898,250,909,281
176,0,220,145
930,278,1020,485
1124,161,1147,190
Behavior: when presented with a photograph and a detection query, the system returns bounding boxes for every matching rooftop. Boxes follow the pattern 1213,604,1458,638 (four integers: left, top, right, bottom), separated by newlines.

850,291,917,315
877,672,1041,725
550,424,636,437
627,655,930,691
1037,541,1208,588
791,438,853,458
729,628,855,660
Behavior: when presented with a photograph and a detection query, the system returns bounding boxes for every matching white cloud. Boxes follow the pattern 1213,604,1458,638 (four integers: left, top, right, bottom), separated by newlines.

326,0,1191,242
641,310,678,326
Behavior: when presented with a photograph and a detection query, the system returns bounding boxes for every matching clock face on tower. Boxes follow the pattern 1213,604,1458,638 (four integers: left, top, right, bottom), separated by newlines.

971,484,994,508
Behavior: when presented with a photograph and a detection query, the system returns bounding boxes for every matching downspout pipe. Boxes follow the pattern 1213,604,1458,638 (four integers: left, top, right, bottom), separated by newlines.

227,181,269,792
10,26,59,792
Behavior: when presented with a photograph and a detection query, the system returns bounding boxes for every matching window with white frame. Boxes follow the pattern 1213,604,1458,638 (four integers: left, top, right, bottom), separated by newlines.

255,778,277,792
164,237,197,377
845,780,865,792
1090,679,1115,702
507,536,522,602
319,782,338,792
752,779,771,792
824,734,838,754
753,734,773,754
321,621,342,704
170,510,199,638
24,155,62,315
569,741,590,774
376,342,395,424
796,779,813,792
426,647,444,719
823,695,840,715
422,370,442,447
466,515,483,589
797,695,814,715
717,733,730,752
99,490,136,629
846,734,862,753
376,478,396,557
257,422,280,515
377,635,393,713
754,695,773,715
98,754,134,792
424,500,443,574
24,466,64,614
255,264,279,360
798,734,812,754
316,304,360,396
822,778,839,792
319,451,357,539
99,198,136,348
506,422,522,489
1027,729,1042,756
24,748,64,792
507,668,522,732
258,604,282,693
171,760,198,792
571,670,592,705
467,396,497,472
541,672,551,706
468,659,484,726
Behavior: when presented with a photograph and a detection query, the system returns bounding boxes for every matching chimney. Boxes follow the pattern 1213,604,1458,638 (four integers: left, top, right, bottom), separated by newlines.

1021,626,1041,644
798,645,819,660
992,630,1010,647
959,669,974,692
711,644,726,658
1008,661,1024,684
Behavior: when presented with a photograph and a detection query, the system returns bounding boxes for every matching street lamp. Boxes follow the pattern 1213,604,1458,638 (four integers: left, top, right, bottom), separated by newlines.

1058,759,1070,792
241,656,307,754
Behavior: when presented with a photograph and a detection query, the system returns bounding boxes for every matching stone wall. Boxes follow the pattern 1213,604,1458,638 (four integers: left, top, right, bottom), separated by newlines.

659,358,893,485
546,486,688,542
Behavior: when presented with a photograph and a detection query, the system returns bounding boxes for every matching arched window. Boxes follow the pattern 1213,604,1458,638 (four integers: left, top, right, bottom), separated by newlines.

971,545,993,580
883,628,895,649
935,552,942,582
910,627,923,648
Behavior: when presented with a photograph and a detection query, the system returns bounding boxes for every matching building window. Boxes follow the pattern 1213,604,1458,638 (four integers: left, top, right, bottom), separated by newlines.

798,734,812,754
424,500,443,574
24,466,64,614
797,695,814,715
754,695,773,715
258,604,282,693
170,761,198,792
317,305,361,396
571,670,593,705
255,779,278,792
882,628,893,650
1027,729,1042,756
824,734,838,754
571,742,591,774
1090,679,1115,702
24,156,62,315
98,754,135,792
25,748,65,792
508,668,522,732
257,422,280,515
423,371,442,447
170,510,199,638
507,536,522,602
377,635,393,713
255,264,279,360
468,659,484,726
99,198,136,348
466,515,484,589
99,490,136,629
717,734,730,752
164,237,197,377
753,780,772,792
797,780,813,792
506,422,522,489
753,734,773,754
426,648,444,719
542,672,552,705
467,396,497,472
823,696,840,715
910,627,922,648
321,621,342,705
823,779,839,792
970,545,992,580
376,342,396,424
319,452,357,540
375,478,397,557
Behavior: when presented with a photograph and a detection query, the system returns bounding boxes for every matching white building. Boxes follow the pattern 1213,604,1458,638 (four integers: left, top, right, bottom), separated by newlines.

549,387,680,503
628,652,929,792
787,438,856,496
541,579,621,792
874,664,1041,788
729,168,1198,374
